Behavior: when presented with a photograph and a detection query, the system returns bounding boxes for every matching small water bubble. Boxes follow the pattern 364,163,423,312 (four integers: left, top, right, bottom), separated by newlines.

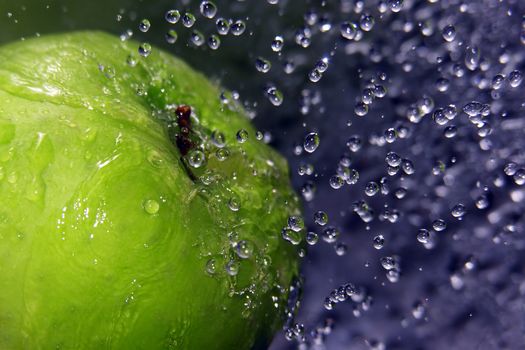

138,19,151,33
322,227,340,243
355,101,369,116
255,57,272,73
308,69,322,83
314,211,328,226
492,74,505,89
340,21,358,40
373,235,385,249
303,132,320,153
384,128,397,143
119,29,133,41
442,25,456,42
444,125,457,138
462,101,486,116
301,181,316,202
330,175,345,189
346,169,360,185
504,162,518,176
324,298,334,310
432,219,447,232
385,152,402,167
359,13,375,31
266,85,284,106
306,231,319,245
362,88,375,105
231,20,246,36
374,84,387,98
416,229,430,244
451,204,466,219
465,46,480,71
138,43,152,57
318,15,332,32
514,169,525,185
334,243,348,256
365,182,379,196
143,199,160,215
126,54,138,67
182,13,196,27
282,228,302,245
475,194,490,209
210,132,226,149
412,301,426,320
401,159,415,174
228,195,241,212
394,187,407,199
225,260,239,276
283,59,296,74
165,30,178,44
187,150,205,168
235,240,254,259
288,216,305,232
190,30,205,46
388,0,404,12
464,256,477,271
380,256,396,270
202,258,218,277
347,135,362,152
417,95,434,115
200,1,217,19
216,17,230,35
271,35,284,52
236,129,249,143
165,9,181,24
206,34,221,50
509,70,523,88
435,78,450,92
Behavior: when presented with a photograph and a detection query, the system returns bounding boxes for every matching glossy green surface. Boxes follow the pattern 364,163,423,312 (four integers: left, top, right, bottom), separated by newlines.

0,32,300,349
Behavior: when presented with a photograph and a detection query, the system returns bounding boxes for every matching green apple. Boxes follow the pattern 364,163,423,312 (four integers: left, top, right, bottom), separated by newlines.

0,31,301,349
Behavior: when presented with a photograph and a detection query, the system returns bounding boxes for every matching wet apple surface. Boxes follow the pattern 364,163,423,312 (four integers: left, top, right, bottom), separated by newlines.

0,32,301,349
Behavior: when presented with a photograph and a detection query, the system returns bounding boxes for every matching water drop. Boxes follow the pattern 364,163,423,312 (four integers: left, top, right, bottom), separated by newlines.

306,232,319,245
416,229,430,244
236,129,249,143
359,13,375,32
442,25,456,42
266,86,284,106
451,204,466,219
231,20,246,36
138,19,151,32
225,260,239,276
165,30,178,44
373,235,385,249
138,43,152,57
271,35,284,52
143,199,160,215
509,70,523,88
303,132,320,153
235,240,254,259
322,227,340,243
200,1,217,19
314,211,328,226
340,21,358,40
182,13,196,27
187,150,205,168
207,34,221,50
288,216,305,232
216,17,230,35
165,10,181,24
255,57,272,73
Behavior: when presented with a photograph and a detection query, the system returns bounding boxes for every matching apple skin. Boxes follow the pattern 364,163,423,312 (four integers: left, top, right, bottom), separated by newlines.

0,32,301,349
